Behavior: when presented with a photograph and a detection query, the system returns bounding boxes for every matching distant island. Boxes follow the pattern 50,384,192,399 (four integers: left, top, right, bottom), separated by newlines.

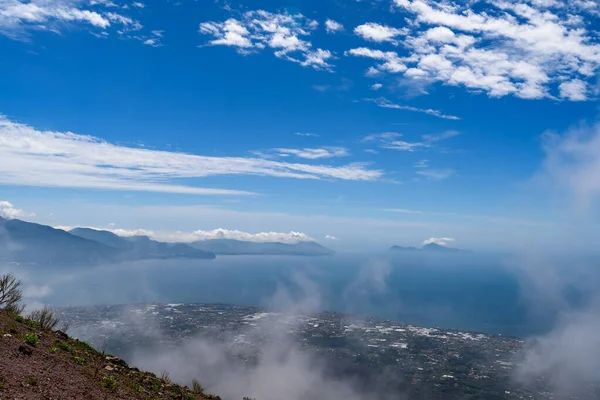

390,243,470,253
0,217,334,264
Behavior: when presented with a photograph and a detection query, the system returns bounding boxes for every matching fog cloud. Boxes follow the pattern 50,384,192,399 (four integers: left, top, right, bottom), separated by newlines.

123,271,404,400
513,121,600,396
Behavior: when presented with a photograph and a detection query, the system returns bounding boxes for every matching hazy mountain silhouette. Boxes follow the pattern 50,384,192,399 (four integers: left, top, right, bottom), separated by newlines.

391,243,469,253
191,238,335,256
0,217,118,264
0,218,214,264
0,217,332,263
70,228,215,261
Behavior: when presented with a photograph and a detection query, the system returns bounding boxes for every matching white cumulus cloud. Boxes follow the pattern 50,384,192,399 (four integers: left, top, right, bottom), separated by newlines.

67,226,317,244
353,22,405,43
559,79,588,101
0,0,141,40
199,10,332,71
325,19,343,33
347,0,600,101
346,47,406,74
0,201,36,219
423,237,455,246
167,229,315,243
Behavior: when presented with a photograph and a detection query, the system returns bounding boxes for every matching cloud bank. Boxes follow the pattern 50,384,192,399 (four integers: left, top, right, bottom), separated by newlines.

93,271,401,400
513,120,600,397
59,225,316,244
539,123,600,209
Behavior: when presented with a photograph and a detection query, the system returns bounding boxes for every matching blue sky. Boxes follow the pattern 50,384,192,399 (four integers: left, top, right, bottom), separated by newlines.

1,0,600,250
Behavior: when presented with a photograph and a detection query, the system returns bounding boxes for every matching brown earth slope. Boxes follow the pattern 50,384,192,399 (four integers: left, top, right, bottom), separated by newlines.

0,310,221,400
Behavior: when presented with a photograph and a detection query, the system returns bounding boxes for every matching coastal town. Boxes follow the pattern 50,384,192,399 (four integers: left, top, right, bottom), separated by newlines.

58,303,590,400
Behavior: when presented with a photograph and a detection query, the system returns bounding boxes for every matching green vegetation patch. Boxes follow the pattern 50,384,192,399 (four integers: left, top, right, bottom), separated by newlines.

102,375,117,392
55,341,73,353
23,333,39,346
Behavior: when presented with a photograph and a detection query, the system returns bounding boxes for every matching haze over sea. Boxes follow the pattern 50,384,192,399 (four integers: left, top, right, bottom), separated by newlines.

9,252,596,338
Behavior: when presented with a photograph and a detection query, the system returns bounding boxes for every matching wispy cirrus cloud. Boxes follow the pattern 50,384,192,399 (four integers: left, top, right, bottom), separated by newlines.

385,208,554,227
199,10,334,71
422,130,460,142
364,97,460,120
0,115,383,196
413,159,428,168
416,168,455,180
364,132,428,151
363,130,459,152
294,132,321,138
363,131,457,179
273,147,349,159
143,29,164,47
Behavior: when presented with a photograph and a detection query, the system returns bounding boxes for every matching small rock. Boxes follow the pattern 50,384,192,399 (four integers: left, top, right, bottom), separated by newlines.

18,344,34,356
104,365,115,371
106,355,128,367
3,333,12,338
56,331,69,340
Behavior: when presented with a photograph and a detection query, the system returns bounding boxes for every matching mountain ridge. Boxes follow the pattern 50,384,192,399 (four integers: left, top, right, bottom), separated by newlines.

69,228,216,261
390,242,470,253
0,217,334,264
190,238,335,256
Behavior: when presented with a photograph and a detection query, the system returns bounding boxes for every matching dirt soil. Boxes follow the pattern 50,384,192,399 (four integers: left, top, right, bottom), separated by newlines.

0,310,219,400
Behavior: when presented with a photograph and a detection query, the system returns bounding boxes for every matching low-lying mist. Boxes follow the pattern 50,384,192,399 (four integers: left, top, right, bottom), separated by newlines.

508,253,600,398
124,274,407,400
3,251,600,398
